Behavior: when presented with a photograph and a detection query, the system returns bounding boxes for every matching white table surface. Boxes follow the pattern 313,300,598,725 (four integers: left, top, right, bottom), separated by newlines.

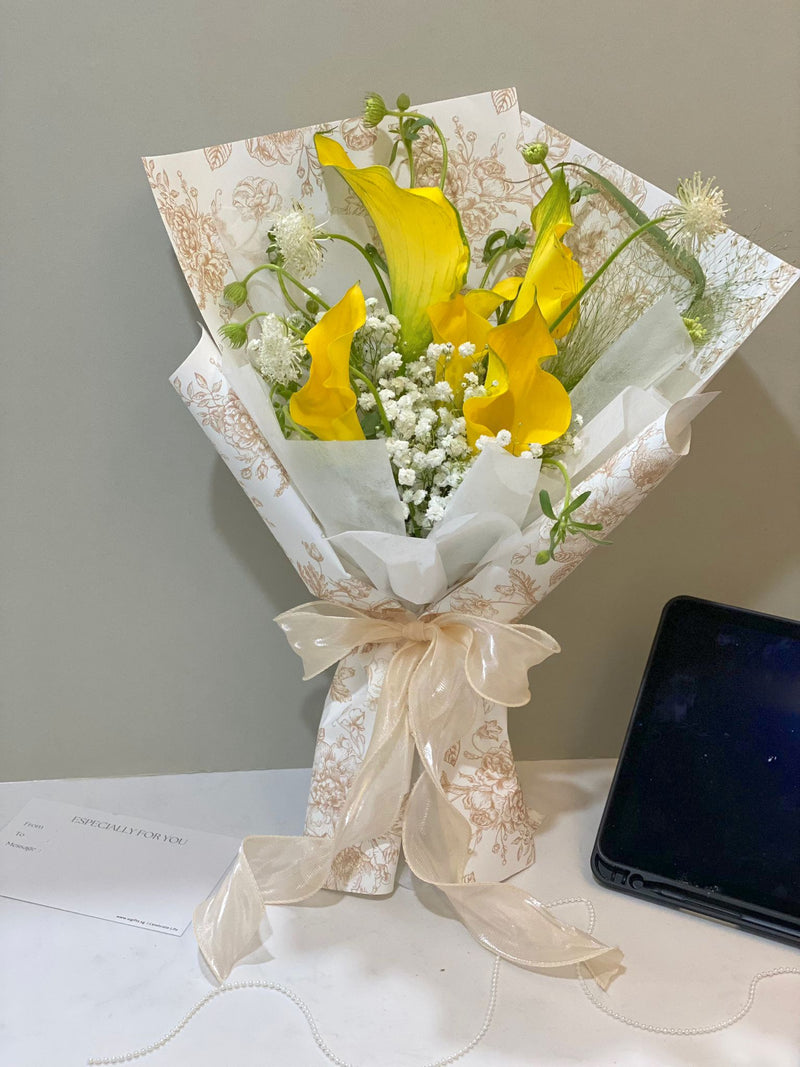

1,761,797,1066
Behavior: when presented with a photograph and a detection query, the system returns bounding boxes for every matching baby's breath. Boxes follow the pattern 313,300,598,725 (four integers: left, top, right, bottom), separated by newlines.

378,340,474,533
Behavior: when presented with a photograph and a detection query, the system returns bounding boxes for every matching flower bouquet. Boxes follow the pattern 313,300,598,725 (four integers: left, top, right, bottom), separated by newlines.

144,88,797,987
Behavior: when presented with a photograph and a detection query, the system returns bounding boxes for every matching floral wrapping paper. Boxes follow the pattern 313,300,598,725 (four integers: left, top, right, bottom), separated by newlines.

150,89,797,895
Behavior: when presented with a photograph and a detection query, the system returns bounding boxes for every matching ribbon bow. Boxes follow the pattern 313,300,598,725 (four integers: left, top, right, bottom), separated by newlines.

194,602,622,988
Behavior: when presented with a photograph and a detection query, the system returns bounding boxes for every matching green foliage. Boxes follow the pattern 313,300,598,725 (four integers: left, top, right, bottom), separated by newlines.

536,462,609,565
562,162,706,313
481,224,529,265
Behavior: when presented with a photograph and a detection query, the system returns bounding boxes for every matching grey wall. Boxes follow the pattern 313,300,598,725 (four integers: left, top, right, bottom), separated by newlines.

2,0,798,782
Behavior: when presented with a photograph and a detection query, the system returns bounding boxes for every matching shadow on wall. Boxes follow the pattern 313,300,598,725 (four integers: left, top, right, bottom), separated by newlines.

210,456,333,746
508,354,800,762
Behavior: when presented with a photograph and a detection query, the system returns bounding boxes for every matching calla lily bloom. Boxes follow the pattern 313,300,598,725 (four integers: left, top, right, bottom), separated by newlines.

427,279,524,397
512,172,583,338
315,133,469,356
428,290,502,398
463,299,572,453
289,283,366,441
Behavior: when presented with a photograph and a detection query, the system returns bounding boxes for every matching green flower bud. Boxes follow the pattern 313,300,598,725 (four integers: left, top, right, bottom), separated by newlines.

535,549,552,566
682,316,708,345
395,92,411,112
520,141,549,166
223,280,248,308
219,321,249,349
363,92,388,128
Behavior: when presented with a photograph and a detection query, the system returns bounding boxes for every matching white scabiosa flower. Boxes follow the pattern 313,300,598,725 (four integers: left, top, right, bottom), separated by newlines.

273,203,324,278
248,314,305,386
663,173,728,253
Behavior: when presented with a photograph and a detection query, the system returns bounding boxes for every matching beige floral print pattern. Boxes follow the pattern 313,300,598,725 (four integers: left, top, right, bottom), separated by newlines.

172,367,289,493
204,143,233,171
414,118,532,261
443,718,537,867
144,160,227,310
232,176,283,221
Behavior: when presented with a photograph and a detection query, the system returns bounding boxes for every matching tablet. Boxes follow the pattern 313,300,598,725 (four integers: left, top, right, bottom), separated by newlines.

591,595,800,946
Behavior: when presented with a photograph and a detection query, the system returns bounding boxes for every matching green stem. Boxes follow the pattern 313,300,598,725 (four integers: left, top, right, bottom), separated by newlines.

389,109,448,190
479,250,505,289
325,233,392,310
548,215,668,335
397,119,416,186
243,263,330,312
541,160,556,183
547,459,571,505
351,366,392,437
277,271,308,319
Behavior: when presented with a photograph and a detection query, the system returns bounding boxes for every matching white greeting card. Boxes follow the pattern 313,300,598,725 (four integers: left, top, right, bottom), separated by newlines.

0,799,239,935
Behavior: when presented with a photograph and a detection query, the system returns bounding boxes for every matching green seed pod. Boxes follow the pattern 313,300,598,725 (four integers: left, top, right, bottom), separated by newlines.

223,280,248,308
363,92,388,128
219,321,249,349
395,92,411,112
520,141,549,166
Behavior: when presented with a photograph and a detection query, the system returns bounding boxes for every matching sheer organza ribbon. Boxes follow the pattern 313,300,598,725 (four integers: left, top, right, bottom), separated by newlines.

194,602,624,988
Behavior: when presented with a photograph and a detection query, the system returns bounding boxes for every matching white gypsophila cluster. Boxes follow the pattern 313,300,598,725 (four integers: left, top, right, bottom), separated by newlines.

364,340,474,532
475,430,540,460
351,298,402,375
272,203,324,279
663,173,728,254
248,313,306,386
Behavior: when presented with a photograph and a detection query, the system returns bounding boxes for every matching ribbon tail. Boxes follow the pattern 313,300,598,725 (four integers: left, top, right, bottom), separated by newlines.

442,883,624,990
194,645,421,982
403,771,623,990
194,834,336,982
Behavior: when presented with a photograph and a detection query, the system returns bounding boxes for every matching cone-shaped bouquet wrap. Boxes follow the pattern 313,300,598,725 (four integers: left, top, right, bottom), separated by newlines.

145,89,798,986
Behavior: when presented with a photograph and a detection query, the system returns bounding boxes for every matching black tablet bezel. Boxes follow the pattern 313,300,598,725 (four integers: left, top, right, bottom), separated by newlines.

591,595,800,948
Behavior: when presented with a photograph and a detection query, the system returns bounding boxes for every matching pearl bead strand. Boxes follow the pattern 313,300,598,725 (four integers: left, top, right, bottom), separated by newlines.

549,896,800,1037
87,897,800,1064
87,955,502,1066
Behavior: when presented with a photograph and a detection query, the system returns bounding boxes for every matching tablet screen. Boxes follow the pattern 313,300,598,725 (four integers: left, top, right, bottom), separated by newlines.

598,597,800,919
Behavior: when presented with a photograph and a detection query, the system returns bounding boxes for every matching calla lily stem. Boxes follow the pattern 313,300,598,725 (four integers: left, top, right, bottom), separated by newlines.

350,366,392,437
388,109,449,191
324,233,393,310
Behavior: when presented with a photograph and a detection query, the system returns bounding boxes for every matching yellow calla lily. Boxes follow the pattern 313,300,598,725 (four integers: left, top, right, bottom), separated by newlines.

315,133,469,356
512,172,583,338
463,299,571,454
427,280,523,398
488,275,524,305
289,283,366,441
428,291,500,398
